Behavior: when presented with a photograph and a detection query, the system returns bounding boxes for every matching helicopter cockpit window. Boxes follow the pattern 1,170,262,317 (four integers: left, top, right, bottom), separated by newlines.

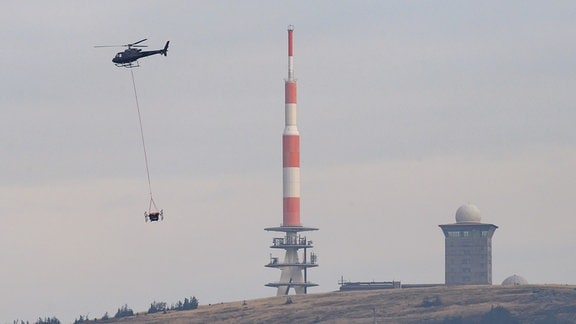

116,53,122,58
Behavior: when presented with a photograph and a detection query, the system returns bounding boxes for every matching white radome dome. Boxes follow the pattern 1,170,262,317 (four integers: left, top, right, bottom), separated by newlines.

455,204,482,223
502,274,528,286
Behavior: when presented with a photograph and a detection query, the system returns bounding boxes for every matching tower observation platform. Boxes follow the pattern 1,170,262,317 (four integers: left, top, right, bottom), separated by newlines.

265,226,319,294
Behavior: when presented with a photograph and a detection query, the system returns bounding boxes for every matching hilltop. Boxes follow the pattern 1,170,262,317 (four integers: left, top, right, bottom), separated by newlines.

97,285,576,323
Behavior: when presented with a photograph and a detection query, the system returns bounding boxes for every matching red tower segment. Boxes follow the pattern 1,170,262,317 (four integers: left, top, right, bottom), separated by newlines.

288,27,294,57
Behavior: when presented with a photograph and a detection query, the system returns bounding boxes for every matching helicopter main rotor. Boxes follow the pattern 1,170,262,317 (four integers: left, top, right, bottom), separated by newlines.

94,38,148,49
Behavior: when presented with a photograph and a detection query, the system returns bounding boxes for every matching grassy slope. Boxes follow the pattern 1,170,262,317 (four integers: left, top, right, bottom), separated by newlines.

100,285,576,323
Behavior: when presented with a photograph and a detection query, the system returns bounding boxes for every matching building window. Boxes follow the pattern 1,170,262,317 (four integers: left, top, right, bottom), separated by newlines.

463,231,470,237
481,231,488,237
448,231,460,237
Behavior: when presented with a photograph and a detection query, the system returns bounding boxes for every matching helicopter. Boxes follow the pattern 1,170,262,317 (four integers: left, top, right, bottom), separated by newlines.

95,39,169,68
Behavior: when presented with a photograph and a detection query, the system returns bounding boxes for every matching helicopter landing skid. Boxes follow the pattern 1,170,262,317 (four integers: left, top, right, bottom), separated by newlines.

115,61,140,68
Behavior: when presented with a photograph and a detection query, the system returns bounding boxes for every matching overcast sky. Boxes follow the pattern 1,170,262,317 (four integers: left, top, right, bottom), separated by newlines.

1,1,575,322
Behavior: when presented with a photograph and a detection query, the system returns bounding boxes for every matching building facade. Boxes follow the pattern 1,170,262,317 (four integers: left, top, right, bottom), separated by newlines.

439,204,497,285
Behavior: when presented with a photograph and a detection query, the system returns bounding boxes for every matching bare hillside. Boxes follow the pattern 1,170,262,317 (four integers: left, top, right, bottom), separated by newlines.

99,285,576,323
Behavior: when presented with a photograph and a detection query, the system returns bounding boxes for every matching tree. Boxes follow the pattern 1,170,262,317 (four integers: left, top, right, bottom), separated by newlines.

35,318,60,324
171,300,183,311
148,301,167,314
73,315,84,324
183,296,199,310
169,296,199,311
114,304,134,318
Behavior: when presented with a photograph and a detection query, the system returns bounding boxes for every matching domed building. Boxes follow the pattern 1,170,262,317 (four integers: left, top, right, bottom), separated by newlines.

439,204,498,285
502,274,528,286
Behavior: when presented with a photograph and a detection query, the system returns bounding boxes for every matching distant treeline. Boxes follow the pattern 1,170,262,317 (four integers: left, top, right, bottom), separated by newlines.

13,317,59,324
13,295,200,324
148,296,199,314
72,295,199,322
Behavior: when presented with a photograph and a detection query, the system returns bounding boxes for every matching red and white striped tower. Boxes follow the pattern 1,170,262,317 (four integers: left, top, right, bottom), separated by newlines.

283,25,300,227
265,26,318,296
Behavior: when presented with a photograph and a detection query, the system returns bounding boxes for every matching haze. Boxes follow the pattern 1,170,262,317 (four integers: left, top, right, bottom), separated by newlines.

1,1,575,322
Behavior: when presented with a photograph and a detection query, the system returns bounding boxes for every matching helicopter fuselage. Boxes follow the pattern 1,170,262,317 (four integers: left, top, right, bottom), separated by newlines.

111,41,169,67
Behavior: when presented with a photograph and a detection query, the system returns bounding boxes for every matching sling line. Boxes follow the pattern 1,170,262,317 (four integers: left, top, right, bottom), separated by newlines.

130,69,155,207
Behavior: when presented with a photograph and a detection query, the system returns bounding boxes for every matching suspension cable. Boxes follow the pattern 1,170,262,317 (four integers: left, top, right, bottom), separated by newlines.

130,69,154,203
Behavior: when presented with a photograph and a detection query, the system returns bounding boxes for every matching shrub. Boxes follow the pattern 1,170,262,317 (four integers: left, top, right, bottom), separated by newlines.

534,313,567,324
419,296,442,307
440,316,464,324
481,305,519,324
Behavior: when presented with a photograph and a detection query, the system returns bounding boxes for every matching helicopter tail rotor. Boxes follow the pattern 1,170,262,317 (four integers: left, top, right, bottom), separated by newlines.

162,41,170,56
